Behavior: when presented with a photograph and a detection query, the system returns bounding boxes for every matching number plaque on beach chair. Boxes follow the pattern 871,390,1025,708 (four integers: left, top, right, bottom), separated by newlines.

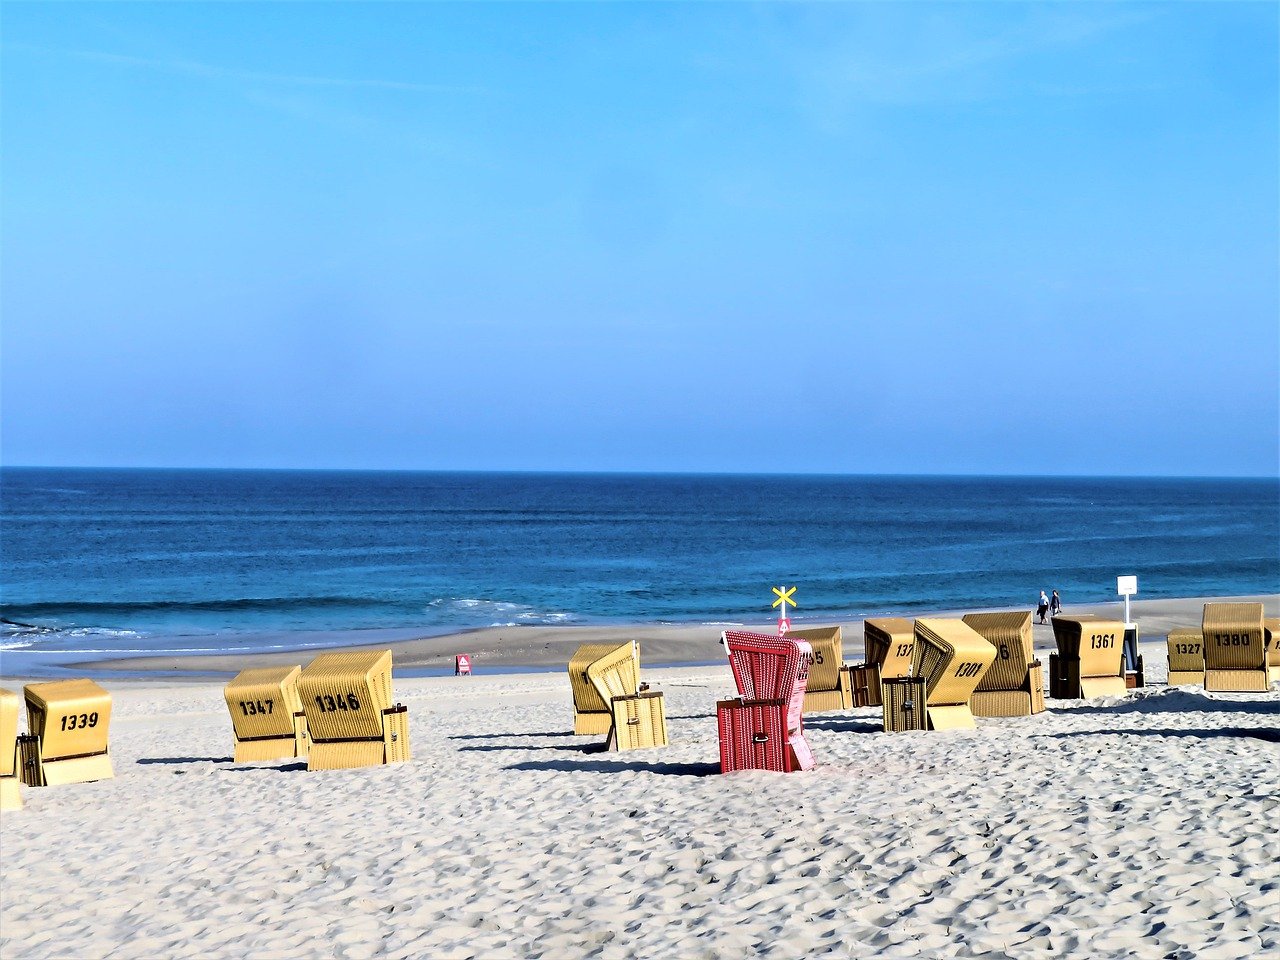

789,626,852,713
20,679,113,787
1202,603,1270,693
911,619,997,730
1049,616,1127,699
1165,628,1204,686
1,688,22,810
719,631,814,772
568,642,639,736
298,650,410,771
224,665,308,762
962,612,1045,717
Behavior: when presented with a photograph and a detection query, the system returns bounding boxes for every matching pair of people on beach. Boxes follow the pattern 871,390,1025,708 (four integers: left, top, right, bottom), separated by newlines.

1037,589,1061,624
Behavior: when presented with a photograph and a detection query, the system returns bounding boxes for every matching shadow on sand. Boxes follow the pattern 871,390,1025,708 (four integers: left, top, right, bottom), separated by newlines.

505,758,720,777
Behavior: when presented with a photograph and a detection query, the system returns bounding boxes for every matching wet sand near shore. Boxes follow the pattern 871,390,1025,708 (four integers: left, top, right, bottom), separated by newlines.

53,594,1279,679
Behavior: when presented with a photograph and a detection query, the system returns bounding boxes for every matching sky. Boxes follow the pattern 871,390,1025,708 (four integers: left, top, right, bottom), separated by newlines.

2,3,1276,476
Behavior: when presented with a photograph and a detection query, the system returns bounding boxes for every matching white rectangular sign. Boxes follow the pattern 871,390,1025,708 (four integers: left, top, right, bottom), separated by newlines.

1117,575,1138,597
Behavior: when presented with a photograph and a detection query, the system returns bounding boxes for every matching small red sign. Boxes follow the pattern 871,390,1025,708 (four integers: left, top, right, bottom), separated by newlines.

455,654,472,676
778,618,790,636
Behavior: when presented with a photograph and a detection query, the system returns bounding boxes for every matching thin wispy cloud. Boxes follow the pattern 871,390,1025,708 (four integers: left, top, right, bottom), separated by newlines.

12,42,484,96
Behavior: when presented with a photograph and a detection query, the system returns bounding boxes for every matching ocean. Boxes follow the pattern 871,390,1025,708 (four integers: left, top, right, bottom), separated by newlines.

1,468,1277,675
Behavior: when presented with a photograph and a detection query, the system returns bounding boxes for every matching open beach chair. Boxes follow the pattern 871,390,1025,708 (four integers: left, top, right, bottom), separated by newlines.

1,688,21,811
584,641,667,751
962,611,1045,717
718,631,814,772
788,626,852,712
568,642,639,735
1166,627,1205,687
1049,616,1127,699
20,680,113,787
297,650,410,771
905,619,997,730
1201,603,1270,692
224,665,309,762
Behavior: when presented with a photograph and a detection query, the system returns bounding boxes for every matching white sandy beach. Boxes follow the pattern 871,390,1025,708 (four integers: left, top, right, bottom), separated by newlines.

1,597,1278,959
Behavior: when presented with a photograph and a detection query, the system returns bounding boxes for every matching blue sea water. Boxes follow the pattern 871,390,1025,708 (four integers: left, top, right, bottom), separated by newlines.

1,468,1277,674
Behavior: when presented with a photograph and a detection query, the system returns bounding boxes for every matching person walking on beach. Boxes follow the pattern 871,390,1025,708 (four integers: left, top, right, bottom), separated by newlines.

1050,590,1062,617
1037,590,1050,624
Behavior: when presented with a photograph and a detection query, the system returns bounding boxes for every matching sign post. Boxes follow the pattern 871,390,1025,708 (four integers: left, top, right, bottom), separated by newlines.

771,585,796,636
1116,576,1139,672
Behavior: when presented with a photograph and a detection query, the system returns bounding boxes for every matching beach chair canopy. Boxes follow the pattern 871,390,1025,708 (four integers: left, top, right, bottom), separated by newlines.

298,650,394,742
962,612,1034,691
863,618,915,679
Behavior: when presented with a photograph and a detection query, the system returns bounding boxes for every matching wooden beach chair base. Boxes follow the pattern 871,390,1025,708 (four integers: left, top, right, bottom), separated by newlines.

1204,670,1271,693
0,776,20,811
1167,670,1203,687
574,712,614,736
717,698,812,773
1079,676,1128,698
801,685,851,714
881,677,927,732
606,691,668,751
926,705,976,730
971,690,1033,718
308,706,410,771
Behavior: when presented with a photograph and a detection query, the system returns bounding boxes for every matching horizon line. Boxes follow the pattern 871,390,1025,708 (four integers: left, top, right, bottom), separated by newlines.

2,464,1276,482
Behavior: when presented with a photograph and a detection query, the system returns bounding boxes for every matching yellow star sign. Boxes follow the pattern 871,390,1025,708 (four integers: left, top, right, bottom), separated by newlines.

771,585,797,609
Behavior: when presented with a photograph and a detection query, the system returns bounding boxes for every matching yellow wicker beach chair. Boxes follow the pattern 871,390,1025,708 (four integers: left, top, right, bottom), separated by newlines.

1266,619,1280,685
224,665,309,762
584,642,666,750
1165,627,1204,687
20,680,113,787
911,619,997,730
789,626,851,712
1,688,21,811
1201,603,1269,692
863,618,916,679
569,642,639,735
297,650,410,771
1049,616,1126,699
962,611,1044,717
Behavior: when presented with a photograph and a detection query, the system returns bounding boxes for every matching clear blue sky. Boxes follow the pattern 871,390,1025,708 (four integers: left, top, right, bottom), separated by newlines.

2,3,1276,475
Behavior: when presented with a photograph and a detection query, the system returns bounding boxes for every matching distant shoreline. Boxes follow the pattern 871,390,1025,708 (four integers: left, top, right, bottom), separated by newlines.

17,593,1269,682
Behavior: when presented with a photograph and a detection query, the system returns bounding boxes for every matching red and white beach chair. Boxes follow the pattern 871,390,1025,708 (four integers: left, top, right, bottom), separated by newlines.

718,631,815,773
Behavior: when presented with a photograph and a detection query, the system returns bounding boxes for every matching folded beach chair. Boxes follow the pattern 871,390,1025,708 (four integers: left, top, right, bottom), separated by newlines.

1166,627,1204,687
788,626,852,712
904,619,997,730
962,611,1045,717
20,680,113,787
568,642,640,735
718,631,814,772
863,618,916,679
297,650,410,771
1049,616,1127,699
585,642,668,751
0,688,21,811
224,665,309,762
1202,603,1270,692
841,618,915,708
